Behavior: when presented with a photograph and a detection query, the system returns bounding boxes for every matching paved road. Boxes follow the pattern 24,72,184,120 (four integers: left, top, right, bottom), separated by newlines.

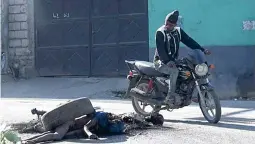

0,98,254,144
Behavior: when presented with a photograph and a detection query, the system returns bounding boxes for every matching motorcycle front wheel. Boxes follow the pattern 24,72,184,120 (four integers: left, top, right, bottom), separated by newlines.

199,90,221,123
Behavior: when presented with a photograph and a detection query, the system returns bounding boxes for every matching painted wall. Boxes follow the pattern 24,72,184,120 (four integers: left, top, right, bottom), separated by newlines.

148,0,255,99
148,0,255,48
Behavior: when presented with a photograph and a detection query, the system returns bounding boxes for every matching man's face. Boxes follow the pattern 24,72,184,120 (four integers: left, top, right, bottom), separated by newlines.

165,21,177,31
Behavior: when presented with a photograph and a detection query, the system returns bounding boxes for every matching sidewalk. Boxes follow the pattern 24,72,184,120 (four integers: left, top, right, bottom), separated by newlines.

1,75,254,100
1,75,128,99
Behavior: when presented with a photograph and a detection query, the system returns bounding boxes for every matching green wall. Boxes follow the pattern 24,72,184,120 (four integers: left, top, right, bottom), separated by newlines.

148,0,255,48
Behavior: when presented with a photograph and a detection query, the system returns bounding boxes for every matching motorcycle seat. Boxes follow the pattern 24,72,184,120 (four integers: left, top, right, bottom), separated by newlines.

135,61,165,77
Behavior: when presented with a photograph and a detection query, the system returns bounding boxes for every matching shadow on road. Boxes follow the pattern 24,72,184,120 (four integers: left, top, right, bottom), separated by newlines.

62,135,129,144
220,100,255,109
187,108,255,123
165,119,255,131
51,126,174,144
165,108,255,132
222,109,255,117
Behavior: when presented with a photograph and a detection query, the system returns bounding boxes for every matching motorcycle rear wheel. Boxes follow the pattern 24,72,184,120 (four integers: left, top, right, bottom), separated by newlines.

131,80,159,116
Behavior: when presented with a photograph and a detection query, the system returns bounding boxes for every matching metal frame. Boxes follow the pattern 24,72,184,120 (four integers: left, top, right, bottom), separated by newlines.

33,0,149,76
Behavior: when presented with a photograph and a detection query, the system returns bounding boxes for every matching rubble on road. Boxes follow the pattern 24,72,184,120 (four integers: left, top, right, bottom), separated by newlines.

7,97,165,143
10,110,164,138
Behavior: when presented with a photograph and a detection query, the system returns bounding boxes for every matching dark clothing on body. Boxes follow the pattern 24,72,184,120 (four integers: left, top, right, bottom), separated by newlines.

154,27,205,64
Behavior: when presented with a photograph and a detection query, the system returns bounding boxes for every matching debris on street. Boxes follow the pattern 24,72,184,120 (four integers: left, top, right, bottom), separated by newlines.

8,97,164,144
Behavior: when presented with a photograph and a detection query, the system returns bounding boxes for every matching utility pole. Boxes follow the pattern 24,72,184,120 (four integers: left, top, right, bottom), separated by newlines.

1,0,9,74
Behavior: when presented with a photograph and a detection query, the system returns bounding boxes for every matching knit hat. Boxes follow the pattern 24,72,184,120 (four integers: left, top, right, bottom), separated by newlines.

165,10,179,24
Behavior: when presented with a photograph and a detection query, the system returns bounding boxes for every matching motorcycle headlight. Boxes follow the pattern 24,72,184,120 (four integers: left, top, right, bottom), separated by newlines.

195,63,208,76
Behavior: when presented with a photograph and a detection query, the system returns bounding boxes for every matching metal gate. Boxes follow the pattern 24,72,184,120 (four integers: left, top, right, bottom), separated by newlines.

35,0,149,76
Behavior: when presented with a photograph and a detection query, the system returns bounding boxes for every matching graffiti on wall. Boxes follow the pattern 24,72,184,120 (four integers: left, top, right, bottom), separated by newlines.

243,20,255,30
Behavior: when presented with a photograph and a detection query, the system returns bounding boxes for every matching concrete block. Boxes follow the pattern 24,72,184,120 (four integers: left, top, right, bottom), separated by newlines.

21,39,29,47
9,5,21,14
14,13,27,21
8,0,26,5
9,30,28,39
9,22,21,30
9,39,22,47
20,22,28,29
20,5,27,13
8,14,16,22
14,0,27,5
9,14,27,22
14,47,30,56
9,0,15,5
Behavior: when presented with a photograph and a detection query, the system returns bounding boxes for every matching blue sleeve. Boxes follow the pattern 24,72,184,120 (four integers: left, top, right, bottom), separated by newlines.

95,112,109,128
109,121,125,133
180,28,205,52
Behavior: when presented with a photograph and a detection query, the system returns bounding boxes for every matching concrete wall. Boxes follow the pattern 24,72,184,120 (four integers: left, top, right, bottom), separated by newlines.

7,0,34,78
0,0,2,51
1,0,9,73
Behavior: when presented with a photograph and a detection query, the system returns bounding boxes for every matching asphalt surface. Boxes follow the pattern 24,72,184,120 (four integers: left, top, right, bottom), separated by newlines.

0,98,254,144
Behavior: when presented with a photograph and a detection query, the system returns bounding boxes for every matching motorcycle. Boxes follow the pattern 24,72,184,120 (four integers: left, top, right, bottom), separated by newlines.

125,49,221,123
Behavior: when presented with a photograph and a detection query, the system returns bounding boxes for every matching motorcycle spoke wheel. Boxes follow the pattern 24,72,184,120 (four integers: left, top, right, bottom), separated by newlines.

142,103,147,110
132,81,157,116
203,93,215,117
209,108,215,117
199,90,221,124
138,100,154,113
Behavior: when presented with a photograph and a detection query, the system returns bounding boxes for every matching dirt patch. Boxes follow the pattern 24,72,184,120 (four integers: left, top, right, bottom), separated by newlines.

111,90,126,98
10,119,41,134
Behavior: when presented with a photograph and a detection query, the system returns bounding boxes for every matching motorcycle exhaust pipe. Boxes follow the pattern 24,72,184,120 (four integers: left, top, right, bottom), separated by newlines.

130,88,163,106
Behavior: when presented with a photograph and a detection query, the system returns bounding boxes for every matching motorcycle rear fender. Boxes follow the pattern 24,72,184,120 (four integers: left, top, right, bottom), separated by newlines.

125,60,143,75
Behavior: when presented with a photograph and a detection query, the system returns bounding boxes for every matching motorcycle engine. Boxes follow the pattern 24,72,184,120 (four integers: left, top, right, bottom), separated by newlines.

177,77,193,96
179,83,188,93
176,81,193,106
179,70,191,80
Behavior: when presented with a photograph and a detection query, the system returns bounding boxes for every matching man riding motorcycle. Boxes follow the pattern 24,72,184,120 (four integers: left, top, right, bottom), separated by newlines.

154,10,211,106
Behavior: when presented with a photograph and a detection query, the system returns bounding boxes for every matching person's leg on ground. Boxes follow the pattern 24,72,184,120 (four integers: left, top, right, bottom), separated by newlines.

23,121,73,143
23,131,51,141
64,129,86,139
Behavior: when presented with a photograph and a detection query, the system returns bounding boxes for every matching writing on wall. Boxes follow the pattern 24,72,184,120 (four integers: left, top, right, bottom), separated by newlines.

52,13,70,19
243,20,255,30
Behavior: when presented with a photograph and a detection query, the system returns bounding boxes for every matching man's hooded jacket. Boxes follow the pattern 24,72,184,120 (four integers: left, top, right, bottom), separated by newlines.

154,10,205,64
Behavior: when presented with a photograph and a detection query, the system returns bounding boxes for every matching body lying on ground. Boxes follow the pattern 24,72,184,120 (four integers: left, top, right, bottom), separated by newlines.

18,108,164,144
